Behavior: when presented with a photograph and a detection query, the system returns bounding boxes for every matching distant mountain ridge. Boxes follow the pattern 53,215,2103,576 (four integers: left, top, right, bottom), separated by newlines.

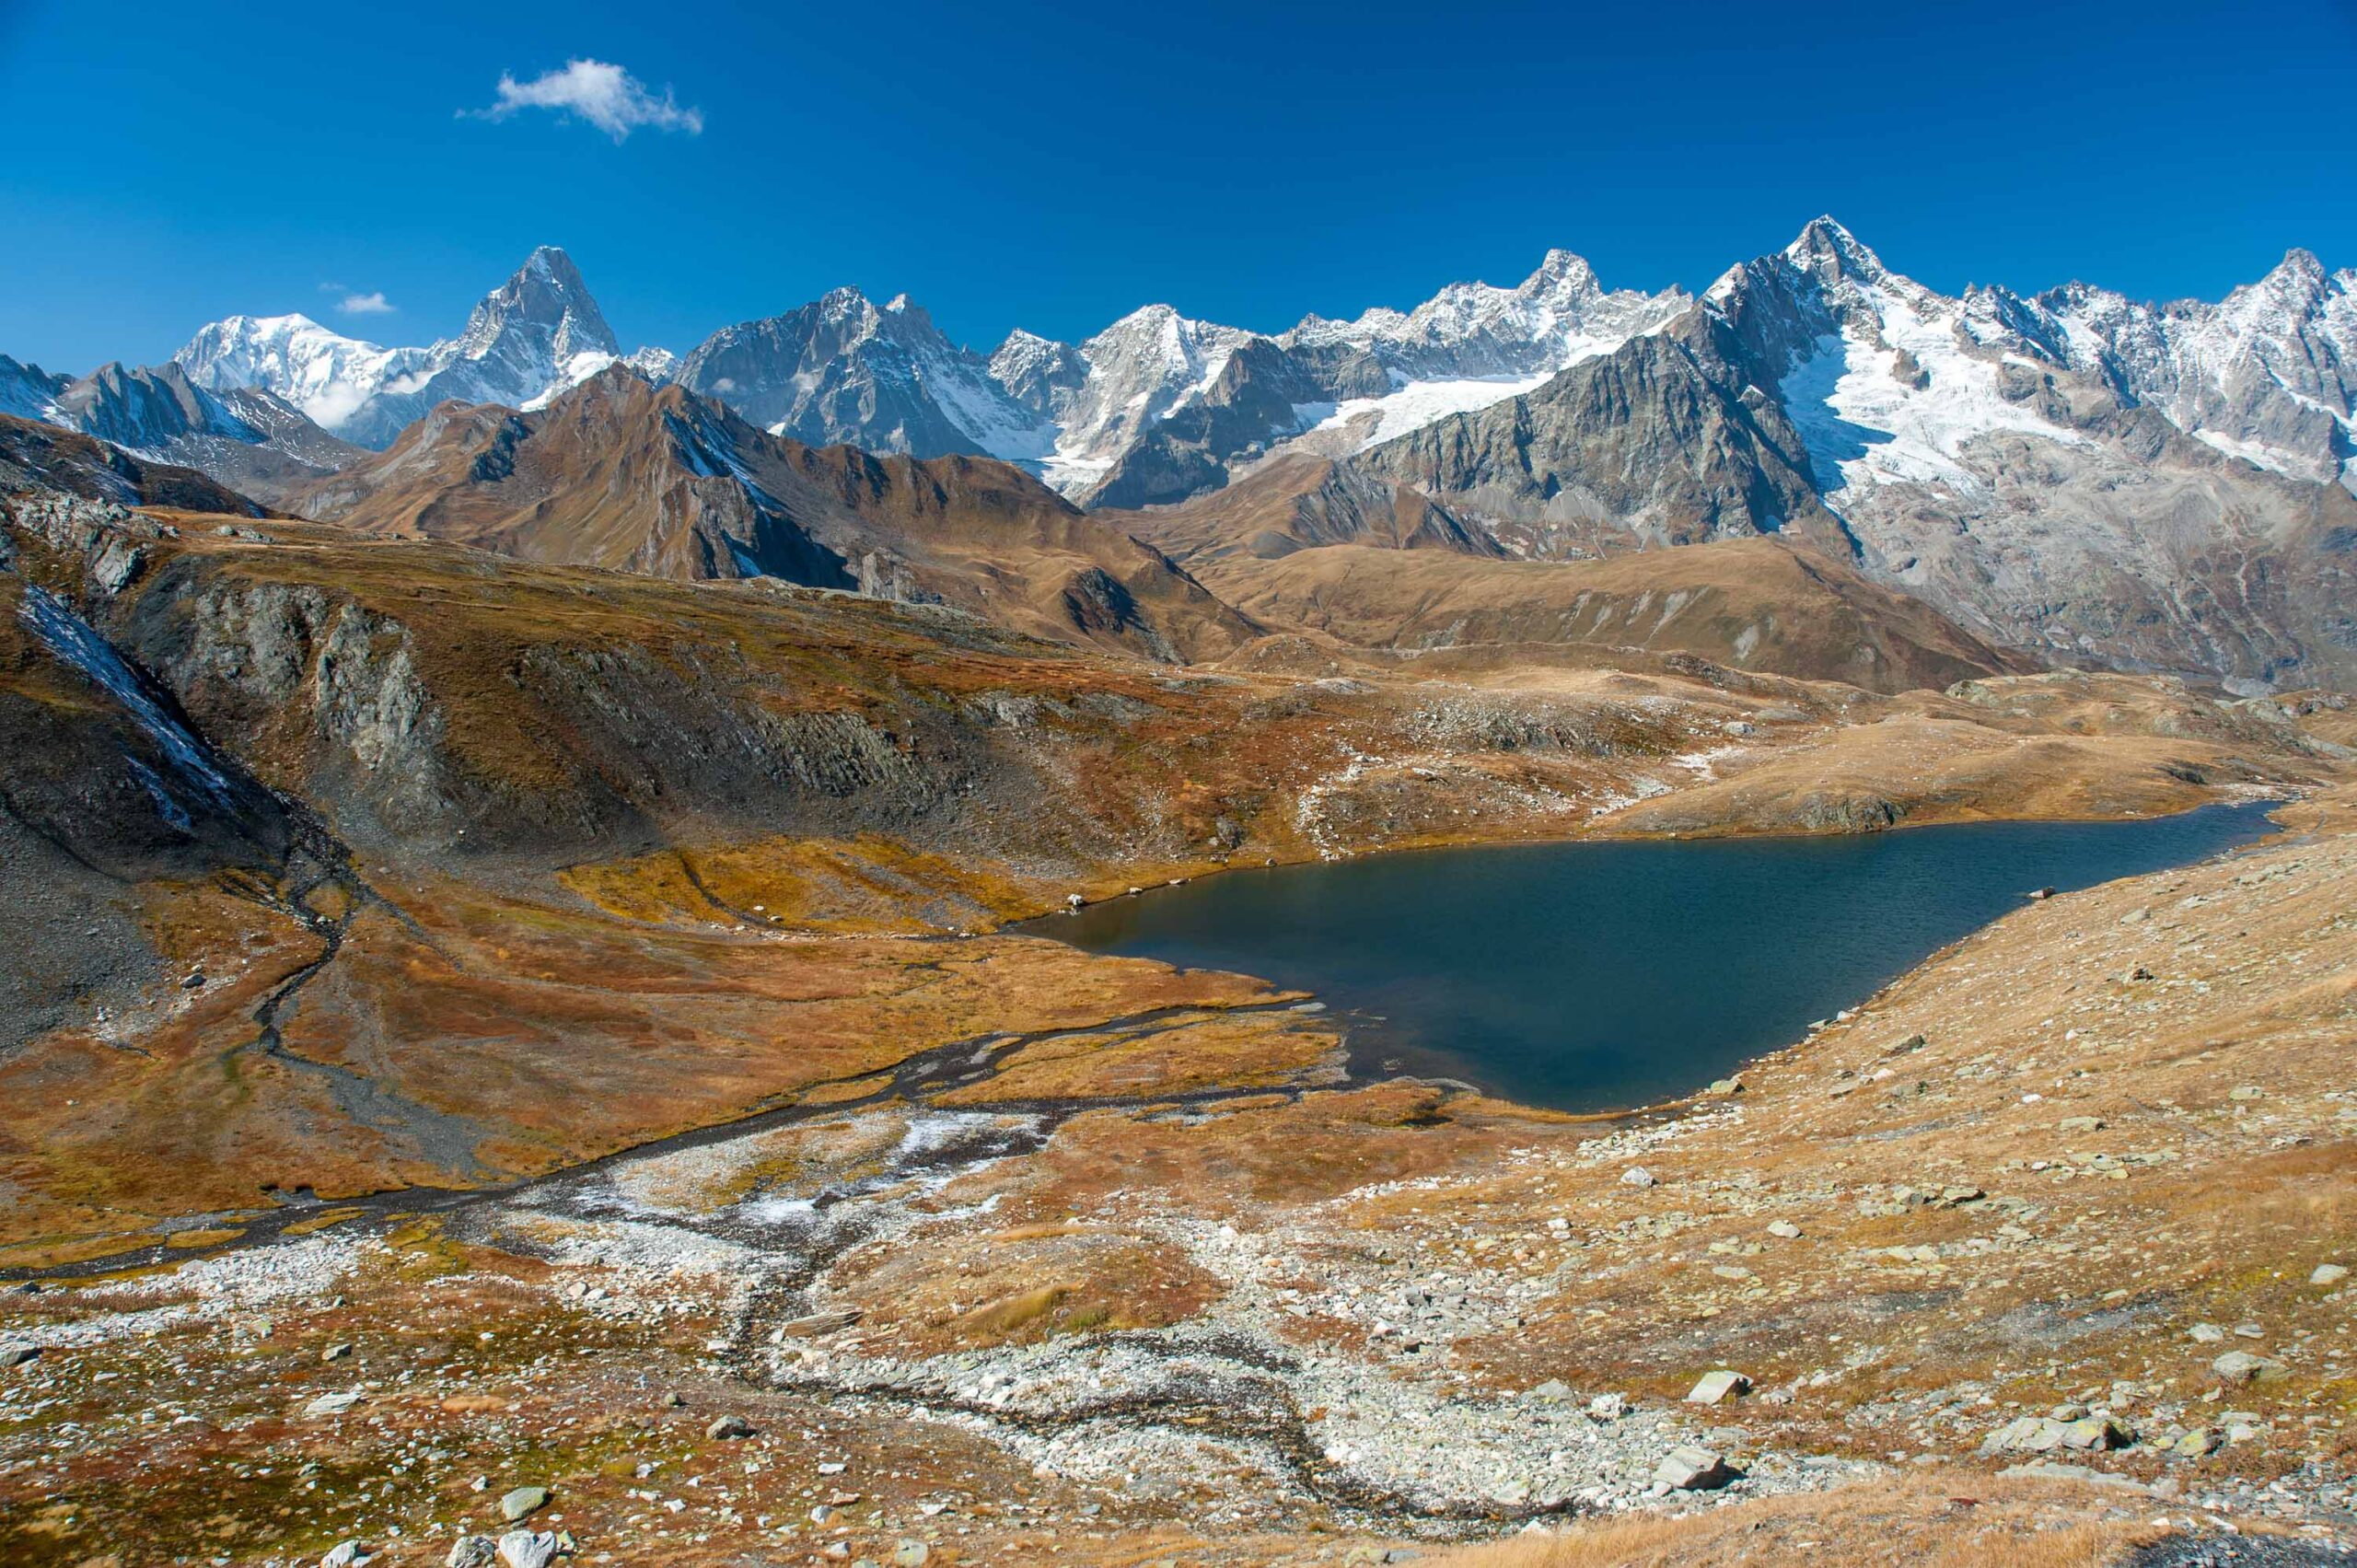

1336,218,2357,690
14,223,2355,691
140,231,2356,517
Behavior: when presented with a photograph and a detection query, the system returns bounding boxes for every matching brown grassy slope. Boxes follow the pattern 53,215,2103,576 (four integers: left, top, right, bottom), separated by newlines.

2,500,2341,1248
1435,1474,2163,1568
289,367,1255,663
1188,533,2034,693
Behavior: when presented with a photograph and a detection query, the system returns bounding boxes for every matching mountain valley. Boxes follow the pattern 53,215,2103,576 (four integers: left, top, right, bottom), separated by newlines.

4,218,2355,1568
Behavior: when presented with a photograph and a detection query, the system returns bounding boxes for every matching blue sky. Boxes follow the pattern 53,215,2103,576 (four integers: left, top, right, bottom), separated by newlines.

2,0,2351,372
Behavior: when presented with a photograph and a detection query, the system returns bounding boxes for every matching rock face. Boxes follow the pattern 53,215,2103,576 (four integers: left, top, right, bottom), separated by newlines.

1354,306,1840,560
292,368,1256,664
176,248,671,448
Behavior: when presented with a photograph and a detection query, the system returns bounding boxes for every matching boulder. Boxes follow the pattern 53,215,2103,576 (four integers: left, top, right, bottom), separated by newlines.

1979,1416,2047,1456
1652,1446,1734,1491
498,1485,552,1523
2311,1263,2349,1286
0,1342,38,1368
2212,1350,2283,1386
2061,1415,2131,1451
2172,1427,2221,1458
893,1542,933,1567
496,1531,561,1568
319,1543,366,1568
706,1413,756,1440
1685,1369,1749,1405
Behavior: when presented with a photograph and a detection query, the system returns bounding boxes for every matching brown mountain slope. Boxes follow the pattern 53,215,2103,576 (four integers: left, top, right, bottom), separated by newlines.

292,367,1257,664
1104,452,1504,569
1192,535,2034,692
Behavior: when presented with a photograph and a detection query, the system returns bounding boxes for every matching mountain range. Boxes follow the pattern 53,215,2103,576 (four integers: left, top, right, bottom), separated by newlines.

9,222,2354,690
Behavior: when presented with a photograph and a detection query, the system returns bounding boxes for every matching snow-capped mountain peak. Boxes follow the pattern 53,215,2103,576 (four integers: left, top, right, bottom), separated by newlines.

177,312,424,429
172,248,660,447
2026,245,2356,491
1516,246,1603,301
445,244,617,370
675,283,1054,463
1782,215,1889,285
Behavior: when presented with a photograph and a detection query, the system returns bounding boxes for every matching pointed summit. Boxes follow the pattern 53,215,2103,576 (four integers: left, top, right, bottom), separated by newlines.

1518,248,1601,300
2252,247,2329,308
1785,215,1888,285
455,246,618,366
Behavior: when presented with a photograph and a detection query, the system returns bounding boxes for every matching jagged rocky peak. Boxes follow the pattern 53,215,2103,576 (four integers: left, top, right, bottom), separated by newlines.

1518,246,1602,299
168,247,662,448
452,245,619,367
1782,215,1890,285
989,329,1086,413
54,361,249,448
676,283,1053,461
0,354,73,423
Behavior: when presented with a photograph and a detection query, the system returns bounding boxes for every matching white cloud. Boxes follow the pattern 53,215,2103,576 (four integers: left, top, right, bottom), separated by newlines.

471,59,703,142
337,291,396,316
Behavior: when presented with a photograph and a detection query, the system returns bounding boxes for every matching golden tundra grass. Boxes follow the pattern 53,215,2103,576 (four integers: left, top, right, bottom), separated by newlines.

1435,1475,2166,1568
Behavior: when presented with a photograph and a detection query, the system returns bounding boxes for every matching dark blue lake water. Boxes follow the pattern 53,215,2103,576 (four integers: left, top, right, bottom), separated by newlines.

1039,803,2277,1112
